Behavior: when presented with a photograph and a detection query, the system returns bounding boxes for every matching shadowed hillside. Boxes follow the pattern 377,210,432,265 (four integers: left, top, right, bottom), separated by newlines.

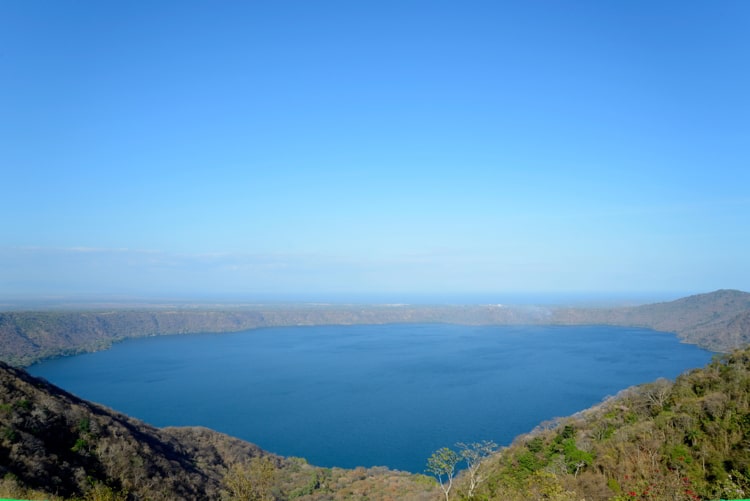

0,360,438,500
0,359,257,499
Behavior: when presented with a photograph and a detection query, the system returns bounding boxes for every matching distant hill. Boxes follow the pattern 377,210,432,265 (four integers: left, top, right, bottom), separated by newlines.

550,289,750,351
0,306,547,367
1,290,749,366
0,360,437,500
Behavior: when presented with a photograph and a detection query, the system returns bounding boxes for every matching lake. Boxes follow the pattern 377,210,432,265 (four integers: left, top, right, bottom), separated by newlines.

28,324,713,473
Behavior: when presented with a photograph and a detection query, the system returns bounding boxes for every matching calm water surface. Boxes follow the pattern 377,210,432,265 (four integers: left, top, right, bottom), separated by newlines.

29,324,712,472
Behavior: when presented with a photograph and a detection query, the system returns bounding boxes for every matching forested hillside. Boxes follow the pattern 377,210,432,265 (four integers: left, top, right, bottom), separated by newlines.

2,290,749,366
0,360,437,500
453,347,750,500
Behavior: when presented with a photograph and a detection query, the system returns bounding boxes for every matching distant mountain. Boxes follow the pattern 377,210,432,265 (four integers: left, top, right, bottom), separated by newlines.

0,361,437,500
1,290,749,366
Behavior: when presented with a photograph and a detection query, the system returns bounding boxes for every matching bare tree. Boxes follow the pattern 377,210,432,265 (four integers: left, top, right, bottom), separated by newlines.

643,378,672,412
456,440,499,498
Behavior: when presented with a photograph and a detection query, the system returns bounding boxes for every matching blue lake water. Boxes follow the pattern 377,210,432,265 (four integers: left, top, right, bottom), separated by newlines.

29,324,713,473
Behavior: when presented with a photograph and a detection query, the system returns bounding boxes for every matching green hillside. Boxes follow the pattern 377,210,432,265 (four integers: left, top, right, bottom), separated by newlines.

451,347,750,500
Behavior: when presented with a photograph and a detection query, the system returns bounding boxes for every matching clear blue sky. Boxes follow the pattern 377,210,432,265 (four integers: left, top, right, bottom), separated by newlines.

1,1,749,302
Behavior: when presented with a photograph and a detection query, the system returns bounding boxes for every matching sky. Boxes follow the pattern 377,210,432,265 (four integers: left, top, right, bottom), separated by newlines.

1,1,749,303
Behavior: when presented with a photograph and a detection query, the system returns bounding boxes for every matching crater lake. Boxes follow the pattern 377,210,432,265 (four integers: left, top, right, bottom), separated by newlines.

28,324,713,473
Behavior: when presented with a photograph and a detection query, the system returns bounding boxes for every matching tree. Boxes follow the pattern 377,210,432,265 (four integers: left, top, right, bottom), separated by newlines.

223,456,277,501
84,481,128,501
427,447,461,501
456,440,499,498
642,377,673,413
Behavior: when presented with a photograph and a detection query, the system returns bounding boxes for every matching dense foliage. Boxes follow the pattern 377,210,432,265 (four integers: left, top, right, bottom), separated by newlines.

454,347,750,500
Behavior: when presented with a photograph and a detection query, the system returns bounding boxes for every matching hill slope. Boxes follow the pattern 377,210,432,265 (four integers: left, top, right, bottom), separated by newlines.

2,290,749,366
0,361,438,500
455,345,750,500
551,289,750,351
0,359,264,499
